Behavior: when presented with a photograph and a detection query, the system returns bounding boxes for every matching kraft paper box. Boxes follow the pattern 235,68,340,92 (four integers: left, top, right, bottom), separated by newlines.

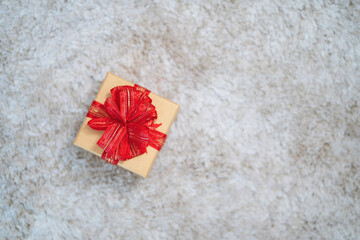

74,72,179,177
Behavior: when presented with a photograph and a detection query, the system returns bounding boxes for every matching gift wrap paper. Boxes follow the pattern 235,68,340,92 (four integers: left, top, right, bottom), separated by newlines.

74,72,179,177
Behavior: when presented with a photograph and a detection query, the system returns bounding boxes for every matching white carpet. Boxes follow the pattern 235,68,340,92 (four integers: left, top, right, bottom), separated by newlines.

1,1,359,239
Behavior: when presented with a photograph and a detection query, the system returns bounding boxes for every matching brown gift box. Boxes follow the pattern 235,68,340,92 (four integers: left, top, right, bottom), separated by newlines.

73,72,179,177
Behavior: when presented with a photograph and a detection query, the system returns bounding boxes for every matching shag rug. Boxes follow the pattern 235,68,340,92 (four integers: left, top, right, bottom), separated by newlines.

1,1,359,239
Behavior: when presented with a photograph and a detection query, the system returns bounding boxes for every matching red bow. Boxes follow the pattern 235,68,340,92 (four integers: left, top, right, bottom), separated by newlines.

86,84,167,165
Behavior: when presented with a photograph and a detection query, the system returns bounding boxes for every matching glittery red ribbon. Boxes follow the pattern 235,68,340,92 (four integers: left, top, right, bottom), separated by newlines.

86,84,167,165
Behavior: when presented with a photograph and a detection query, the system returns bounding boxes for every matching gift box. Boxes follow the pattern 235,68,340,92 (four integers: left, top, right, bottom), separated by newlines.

73,72,179,177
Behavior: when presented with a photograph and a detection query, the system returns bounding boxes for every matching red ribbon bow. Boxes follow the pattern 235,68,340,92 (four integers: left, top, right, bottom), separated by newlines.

86,84,166,165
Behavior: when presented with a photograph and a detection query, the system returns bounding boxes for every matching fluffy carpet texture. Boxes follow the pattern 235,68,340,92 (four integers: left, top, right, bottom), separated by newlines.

1,0,359,239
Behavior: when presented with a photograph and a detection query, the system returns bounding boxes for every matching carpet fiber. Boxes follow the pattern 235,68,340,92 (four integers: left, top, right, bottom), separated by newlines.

1,1,359,239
